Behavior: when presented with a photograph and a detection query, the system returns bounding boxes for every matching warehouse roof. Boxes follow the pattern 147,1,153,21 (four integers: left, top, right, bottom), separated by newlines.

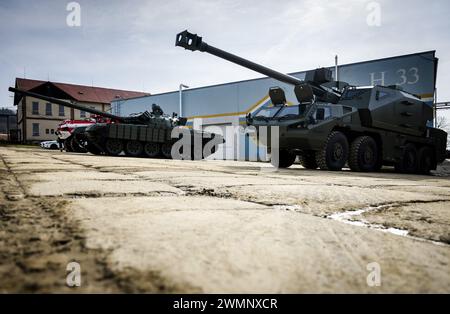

15,78,150,104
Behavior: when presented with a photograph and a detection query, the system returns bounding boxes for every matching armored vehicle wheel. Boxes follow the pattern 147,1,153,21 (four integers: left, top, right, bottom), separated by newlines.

316,131,349,171
299,152,318,169
161,142,173,159
417,146,435,175
271,150,296,168
348,136,379,172
395,143,418,174
143,142,161,158
125,140,144,157
105,139,123,156
86,143,102,155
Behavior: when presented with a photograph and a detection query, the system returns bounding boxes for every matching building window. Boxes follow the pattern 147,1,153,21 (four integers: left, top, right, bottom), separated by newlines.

80,110,86,118
46,129,49,134
59,105,65,116
32,102,39,115
46,103,52,116
32,123,40,136
51,129,55,134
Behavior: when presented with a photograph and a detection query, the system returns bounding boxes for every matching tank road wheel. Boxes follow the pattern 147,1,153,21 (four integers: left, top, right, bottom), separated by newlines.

316,131,349,171
105,139,123,156
299,152,318,170
125,140,144,157
161,142,173,159
395,143,418,174
71,137,87,153
348,136,379,172
86,143,102,155
417,146,436,175
143,142,161,158
271,150,296,169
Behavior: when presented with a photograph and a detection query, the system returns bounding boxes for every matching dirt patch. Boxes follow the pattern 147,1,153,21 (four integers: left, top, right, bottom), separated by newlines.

0,153,178,293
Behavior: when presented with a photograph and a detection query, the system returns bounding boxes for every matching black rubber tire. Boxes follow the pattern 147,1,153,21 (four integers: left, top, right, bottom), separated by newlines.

299,152,318,169
395,143,418,174
86,143,102,155
50,144,58,150
161,142,173,159
417,146,436,175
143,142,161,158
105,139,123,156
316,131,349,171
271,150,296,168
124,141,144,157
348,136,379,172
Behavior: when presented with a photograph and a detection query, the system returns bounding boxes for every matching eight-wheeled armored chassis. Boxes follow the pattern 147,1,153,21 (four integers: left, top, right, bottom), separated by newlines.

176,30,447,174
10,87,223,160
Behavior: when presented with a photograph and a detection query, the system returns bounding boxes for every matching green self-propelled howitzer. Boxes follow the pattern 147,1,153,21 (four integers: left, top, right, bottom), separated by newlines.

176,30,447,174
9,87,223,159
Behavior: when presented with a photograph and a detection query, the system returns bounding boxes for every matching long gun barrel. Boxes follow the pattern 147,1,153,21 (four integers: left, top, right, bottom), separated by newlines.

175,30,340,104
9,87,125,122
175,30,303,87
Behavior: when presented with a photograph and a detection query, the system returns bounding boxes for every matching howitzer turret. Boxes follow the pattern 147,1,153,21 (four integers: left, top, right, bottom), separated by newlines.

176,30,447,174
9,86,222,159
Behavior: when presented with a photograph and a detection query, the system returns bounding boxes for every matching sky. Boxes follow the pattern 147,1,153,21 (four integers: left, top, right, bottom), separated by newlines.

0,0,449,123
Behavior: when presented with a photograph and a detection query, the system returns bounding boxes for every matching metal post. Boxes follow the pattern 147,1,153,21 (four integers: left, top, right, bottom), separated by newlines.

335,55,339,82
179,84,189,117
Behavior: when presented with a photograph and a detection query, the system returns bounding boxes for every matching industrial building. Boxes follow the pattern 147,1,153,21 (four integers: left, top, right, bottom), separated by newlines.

112,51,438,160
12,79,149,143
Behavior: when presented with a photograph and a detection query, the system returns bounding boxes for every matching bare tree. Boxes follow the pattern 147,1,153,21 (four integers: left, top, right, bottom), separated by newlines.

0,108,15,115
436,116,450,150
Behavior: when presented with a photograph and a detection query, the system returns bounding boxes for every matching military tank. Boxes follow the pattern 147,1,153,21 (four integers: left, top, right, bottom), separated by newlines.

176,30,447,174
9,87,223,160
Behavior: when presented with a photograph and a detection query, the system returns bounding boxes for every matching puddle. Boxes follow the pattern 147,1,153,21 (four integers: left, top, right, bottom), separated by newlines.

328,205,450,246
328,204,409,237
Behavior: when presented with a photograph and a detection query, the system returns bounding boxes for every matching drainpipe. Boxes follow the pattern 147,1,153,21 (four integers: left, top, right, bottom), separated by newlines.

179,84,189,117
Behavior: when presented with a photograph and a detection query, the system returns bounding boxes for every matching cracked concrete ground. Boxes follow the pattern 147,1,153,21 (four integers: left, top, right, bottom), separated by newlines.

1,145,450,293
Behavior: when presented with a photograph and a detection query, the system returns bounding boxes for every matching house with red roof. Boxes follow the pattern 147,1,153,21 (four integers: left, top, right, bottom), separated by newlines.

12,78,149,143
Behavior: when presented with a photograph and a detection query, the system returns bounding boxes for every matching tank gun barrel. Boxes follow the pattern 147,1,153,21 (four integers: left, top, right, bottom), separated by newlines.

9,87,125,122
176,30,303,87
